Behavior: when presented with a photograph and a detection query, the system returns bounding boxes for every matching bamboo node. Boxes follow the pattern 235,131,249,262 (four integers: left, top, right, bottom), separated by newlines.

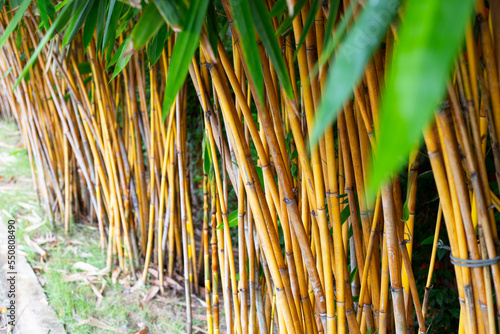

325,190,338,197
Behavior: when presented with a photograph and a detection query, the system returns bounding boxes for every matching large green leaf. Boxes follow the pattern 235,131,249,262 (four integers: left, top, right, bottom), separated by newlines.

102,0,124,54
107,35,129,68
270,0,286,18
0,0,30,51
274,0,307,36
55,0,71,11
131,3,163,51
249,0,294,99
63,0,95,46
147,25,170,66
95,0,107,49
37,0,56,29
162,0,210,118
310,0,399,146
82,0,99,50
228,0,263,103
14,1,74,88
369,0,474,193
109,35,132,80
153,0,186,32
205,0,219,59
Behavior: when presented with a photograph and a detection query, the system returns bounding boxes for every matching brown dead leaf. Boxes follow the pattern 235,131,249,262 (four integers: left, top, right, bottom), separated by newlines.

142,285,159,304
150,277,184,291
133,326,148,334
73,262,99,272
33,233,56,245
130,279,144,293
61,273,87,283
24,235,46,257
147,267,158,278
67,239,84,245
85,277,103,299
99,278,107,294
165,276,184,290
23,221,45,232
111,267,121,284
76,317,125,333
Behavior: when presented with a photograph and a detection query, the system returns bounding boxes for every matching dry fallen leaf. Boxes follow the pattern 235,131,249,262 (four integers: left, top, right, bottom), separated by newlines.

130,279,144,293
23,221,45,232
133,326,149,334
24,235,46,257
76,317,125,333
85,277,103,299
142,286,160,304
32,233,56,245
61,273,87,283
111,267,121,284
73,262,99,272
147,267,158,278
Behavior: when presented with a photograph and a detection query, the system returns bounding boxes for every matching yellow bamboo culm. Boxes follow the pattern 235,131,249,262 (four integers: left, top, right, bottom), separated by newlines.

1,1,500,334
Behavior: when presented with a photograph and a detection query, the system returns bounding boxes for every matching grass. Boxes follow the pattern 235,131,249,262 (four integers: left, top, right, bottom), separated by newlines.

0,119,206,333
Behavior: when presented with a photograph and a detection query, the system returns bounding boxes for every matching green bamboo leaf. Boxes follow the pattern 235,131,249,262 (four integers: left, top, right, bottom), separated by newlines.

228,0,263,104
55,0,71,11
106,34,130,69
131,3,163,51
162,0,209,119
270,0,286,18
64,0,95,46
275,0,307,36
318,0,357,70
102,0,124,54
249,0,294,99
109,35,132,81
77,62,92,75
323,0,339,51
37,0,55,29
52,0,82,34
95,0,107,49
0,0,30,51
350,266,358,283
203,137,211,175
205,0,218,58
1,66,12,80
14,1,74,88
147,24,170,66
311,0,399,146
15,29,22,49
82,0,99,50
116,6,141,36
420,235,435,246
153,0,187,32
341,204,350,224
295,0,321,57
216,210,239,230
369,0,474,194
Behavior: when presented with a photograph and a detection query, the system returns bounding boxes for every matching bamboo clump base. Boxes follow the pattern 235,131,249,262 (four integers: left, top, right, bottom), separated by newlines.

1,1,500,334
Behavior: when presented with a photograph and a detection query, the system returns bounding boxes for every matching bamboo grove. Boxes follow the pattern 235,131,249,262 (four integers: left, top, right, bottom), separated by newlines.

1,0,500,333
